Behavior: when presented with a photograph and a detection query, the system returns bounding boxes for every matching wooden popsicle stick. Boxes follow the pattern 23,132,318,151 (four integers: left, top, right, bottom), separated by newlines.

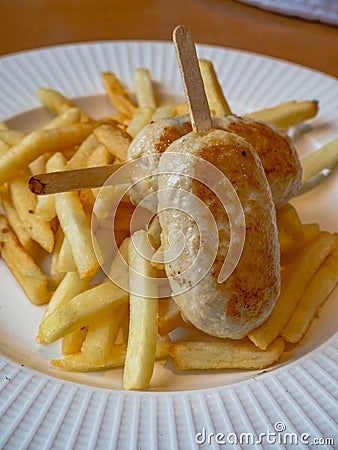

173,25,212,134
29,163,125,195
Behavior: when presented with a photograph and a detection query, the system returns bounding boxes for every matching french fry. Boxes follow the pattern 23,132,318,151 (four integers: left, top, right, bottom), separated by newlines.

93,124,131,162
0,123,94,185
49,227,66,288
51,343,127,371
299,137,338,194
42,271,89,322
114,309,129,344
175,102,189,115
37,88,90,121
245,100,319,129
79,189,96,217
134,68,157,109
102,71,137,118
199,59,232,116
1,191,38,254
28,154,49,176
9,176,55,253
66,133,99,170
281,243,338,343
55,190,100,279
147,215,162,251
276,203,303,240
0,139,10,156
38,279,128,344
170,337,285,370
86,143,114,168
35,152,67,222
57,236,76,273
276,202,304,258
151,104,177,122
81,303,128,365
51,334,170,372
0,215,51,305
249,232,337,349
126,107,154,137
0,129,26,146
123,230,158,390
158,297,185,336
301,223,321,245
86,143,115,197
43,107,82,129
62,326,88,355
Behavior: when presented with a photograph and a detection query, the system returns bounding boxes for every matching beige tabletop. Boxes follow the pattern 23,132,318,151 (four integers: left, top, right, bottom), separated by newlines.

1,0,337,78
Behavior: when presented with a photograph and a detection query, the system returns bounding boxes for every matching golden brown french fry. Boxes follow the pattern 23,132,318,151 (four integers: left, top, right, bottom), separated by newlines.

277,203,305,258
50,344,127,371
276,203,304,240
245,100,319,129
81,304,128,365
0,129,26,146
134,68,157,109
102,72,137,118
249,232,337,349
9,177,55,253
151,104,177,122
199,59,232,116
175,102,189,115
281,243,338,343
147,215,162,251
43,107,82,129
57,236,77,273
38,279,128,344
299,137,338,194
79,189,96,217
0,139,10,156
1,191,38,254
0,123,94,184
35,152,67,222
28,154,49,177
301,223,321,245
55,189,100,279
86,143,114,168
123,230,158,390
0,215,51,305
49,227,65,288
170,337,285,370
37,88,90,121
126,107,154,137
66,133,98,169
62,326,88,355
93,124,131,162
44,271,90,321
51,335,170,371
158,297,185,336
85,143,115,197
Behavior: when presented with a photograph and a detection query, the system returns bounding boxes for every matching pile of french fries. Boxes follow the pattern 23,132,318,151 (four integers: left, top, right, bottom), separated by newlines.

0,60,337,390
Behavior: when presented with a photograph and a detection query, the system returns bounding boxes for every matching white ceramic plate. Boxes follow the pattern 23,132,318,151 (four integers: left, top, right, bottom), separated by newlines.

0,41,337,449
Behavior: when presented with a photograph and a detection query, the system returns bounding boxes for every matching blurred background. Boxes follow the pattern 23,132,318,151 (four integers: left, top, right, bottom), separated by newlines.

1,0,337,76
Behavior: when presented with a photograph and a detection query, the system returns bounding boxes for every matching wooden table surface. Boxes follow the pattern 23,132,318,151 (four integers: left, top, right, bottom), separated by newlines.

1,0,337,77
